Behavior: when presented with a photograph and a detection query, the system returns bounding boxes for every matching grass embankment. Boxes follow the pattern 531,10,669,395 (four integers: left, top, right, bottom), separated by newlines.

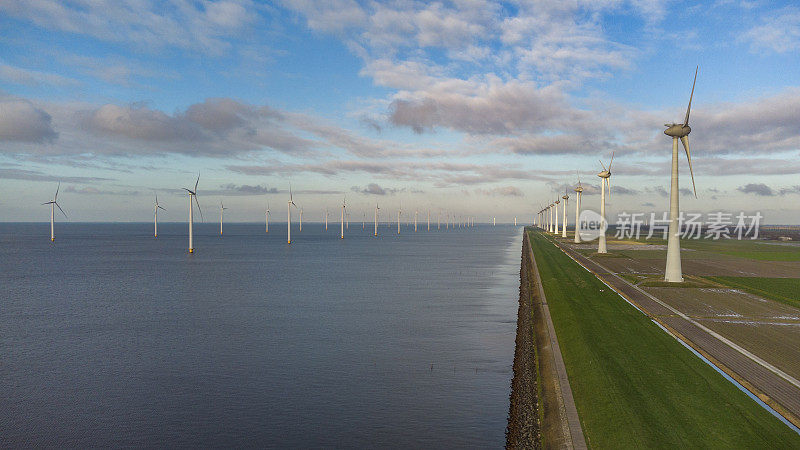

705,276,800,310
528,230,800,448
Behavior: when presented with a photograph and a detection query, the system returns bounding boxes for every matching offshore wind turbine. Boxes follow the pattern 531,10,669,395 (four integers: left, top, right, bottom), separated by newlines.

597,153,614,254
325,208,328,231
340,196,346,239
219,201,228,236
664,67,699,282
374,203,380,236
397,204,402,235
42,183,66,242
561,190,569,238
299,207,303,232
182,173,202,253
153,194,165,238
574,177,584,243
287,185,297,244
427,209,430,231
414,210,418,232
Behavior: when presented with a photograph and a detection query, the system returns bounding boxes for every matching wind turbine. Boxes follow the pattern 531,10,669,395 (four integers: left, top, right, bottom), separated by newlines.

574,176,584,243
299,207,303,232
265,203,270,233
42,183,66,242
427,209,430,231
664,67,699,283
414,210,418,232
340,196,346,239
362,211,365,230
154,194,165,238
597,153,614,254
374,203,380,236
182,173,202,253
561,189,569,238
287,185,297,244
397,204,402,235
325,208,328,231
219,201,227,236
554,197,560,235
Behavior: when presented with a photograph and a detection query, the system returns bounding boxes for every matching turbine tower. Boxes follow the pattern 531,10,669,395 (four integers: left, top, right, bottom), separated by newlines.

219,201,227,236
664,67,699,283
414,210,418,232
325,208,328,231
574,178,584,244
287,185,297,244
561,190,569,238
597,153,614,254
374,203,380,236
299,207,303,232
427,209,430,231
154,194,165,238
42,183,66,242
182,173,202,253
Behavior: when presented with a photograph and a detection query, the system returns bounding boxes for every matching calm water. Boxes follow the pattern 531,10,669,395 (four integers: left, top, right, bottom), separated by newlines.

1,222,521,447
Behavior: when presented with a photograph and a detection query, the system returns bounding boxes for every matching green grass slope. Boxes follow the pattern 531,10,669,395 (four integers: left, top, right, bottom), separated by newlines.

528,230,799,448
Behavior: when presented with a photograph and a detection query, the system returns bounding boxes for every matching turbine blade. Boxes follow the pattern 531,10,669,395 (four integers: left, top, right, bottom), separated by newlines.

599,159,606,171
607,177,612,199
158,205,166,211
684,66,698,127
194,173,200,193
680,135,697,198
194,195,203,221
55,202,67,218
55,182,60,200
608,151,614,170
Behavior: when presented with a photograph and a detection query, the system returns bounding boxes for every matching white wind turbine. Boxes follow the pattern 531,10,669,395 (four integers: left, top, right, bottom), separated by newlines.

574,176,584,244
287,185,297,244
299,206,303,232
561,189,569,238
219,201,227,236
42,183,66,242
427,209,430,231
325,208,328,231
265,203,270,233
362,211,365,230
340,196,346,239
154,194,166,238
182,173,202,253
414,209,418,232
664,67,699,283
554,197,560,235
397,204,402,235
374,203,380,236
597,153,614,254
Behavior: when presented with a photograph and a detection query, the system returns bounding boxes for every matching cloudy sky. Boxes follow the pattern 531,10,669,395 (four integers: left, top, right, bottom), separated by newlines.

1,0,799,223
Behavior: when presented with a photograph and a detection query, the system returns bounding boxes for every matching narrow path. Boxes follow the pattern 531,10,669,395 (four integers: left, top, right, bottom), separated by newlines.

548,234,800,429
526,233,587,449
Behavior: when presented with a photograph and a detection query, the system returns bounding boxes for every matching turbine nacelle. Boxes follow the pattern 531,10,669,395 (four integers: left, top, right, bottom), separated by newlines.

664,123,691,138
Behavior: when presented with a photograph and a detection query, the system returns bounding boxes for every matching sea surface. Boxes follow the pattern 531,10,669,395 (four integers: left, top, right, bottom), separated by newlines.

1,222,521,447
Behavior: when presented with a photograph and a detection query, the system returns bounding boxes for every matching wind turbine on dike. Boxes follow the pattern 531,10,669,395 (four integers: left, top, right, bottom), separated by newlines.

287,185,297,244
182,173,202,253
42,183,66,242
597,153,613,254
574,176,584,244
154,194,166,238
561,189,569,238
664,67,699,283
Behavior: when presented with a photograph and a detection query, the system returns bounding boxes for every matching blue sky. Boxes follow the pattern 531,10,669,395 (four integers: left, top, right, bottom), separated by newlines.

2,0,800,223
